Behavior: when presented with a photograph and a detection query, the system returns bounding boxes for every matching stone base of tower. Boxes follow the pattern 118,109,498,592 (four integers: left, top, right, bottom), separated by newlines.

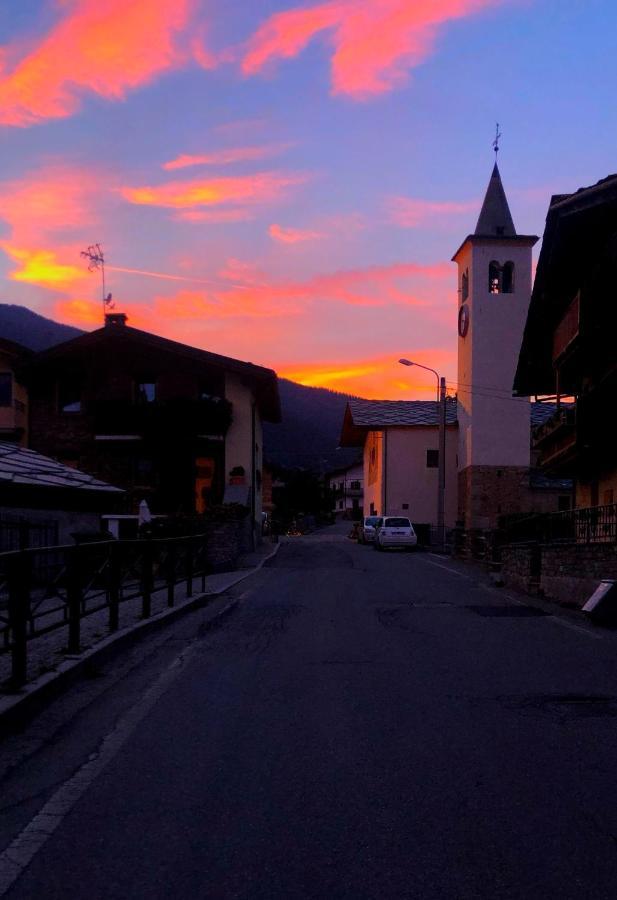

458,465,532,530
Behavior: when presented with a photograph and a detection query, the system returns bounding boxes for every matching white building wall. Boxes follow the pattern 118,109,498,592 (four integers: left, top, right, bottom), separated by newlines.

224,373,263,524
457,239,533,471
383,427,458,526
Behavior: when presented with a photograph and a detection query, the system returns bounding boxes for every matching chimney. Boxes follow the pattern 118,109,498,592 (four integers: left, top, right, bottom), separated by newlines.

105,312,128,328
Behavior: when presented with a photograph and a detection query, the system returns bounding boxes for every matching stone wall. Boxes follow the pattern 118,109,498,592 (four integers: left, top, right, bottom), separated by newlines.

500,541,617,608
204,518,250,573
501,543,541,595
539,543,617,608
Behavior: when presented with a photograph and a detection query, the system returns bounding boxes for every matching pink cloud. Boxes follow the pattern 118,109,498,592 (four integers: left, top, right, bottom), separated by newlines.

269,223,324,243
120,170,311,209
386,195,478,227
163,143,293,170
242,0,498,99
0,0,194,126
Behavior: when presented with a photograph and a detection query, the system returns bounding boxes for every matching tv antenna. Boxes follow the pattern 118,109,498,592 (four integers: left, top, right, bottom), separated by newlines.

80,243,114,323
493,122,502,159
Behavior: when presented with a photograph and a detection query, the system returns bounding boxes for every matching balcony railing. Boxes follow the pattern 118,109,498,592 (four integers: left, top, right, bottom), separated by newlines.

502,503,617,546
93,396,232,438
534,406,577,469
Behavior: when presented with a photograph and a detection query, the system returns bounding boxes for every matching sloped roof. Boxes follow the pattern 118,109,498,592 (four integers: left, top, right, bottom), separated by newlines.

340,399,458,446
475,162,517,237
25,321,281,423
514,172,617,395
0,442,123,492
340,398,560,446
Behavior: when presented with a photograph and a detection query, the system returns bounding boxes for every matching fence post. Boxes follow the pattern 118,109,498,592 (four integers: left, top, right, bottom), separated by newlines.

7,551,30,689
67,549,82,654
200,535,207,593
108,542,120,632
141,541,153,619
186,538,194,598
166,542,176,607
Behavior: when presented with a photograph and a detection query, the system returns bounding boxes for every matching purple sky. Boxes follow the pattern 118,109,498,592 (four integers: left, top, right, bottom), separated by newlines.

0,0,615,398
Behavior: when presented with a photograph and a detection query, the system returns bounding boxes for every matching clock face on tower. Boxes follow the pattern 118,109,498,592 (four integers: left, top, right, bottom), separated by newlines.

458,303,470,337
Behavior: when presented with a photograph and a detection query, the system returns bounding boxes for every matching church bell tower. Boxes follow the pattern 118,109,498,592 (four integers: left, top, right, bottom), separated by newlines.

453,161,538,528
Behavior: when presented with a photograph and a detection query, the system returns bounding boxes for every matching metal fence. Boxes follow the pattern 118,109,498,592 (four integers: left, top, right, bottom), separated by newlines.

0,517,59,553
501,503,617,546
0,533,208,689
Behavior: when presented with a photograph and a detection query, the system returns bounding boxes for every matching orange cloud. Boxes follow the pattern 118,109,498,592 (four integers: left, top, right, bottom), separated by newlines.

243,0,497,98
0,0,193,126
163,143,293,170
0,243,87,290
386,196,478,227
0,165,109,291
269,223,324,244
120,171,311,209
279,349,457,399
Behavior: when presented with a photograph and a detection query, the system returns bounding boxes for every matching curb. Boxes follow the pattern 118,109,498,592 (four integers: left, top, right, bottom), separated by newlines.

0,542,280,733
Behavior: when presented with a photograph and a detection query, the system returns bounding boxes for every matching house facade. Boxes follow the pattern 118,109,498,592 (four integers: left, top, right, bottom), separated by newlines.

340,400,459,528
0,338,30,446
514,174,617,510
328,462,364,519
22,314,280,540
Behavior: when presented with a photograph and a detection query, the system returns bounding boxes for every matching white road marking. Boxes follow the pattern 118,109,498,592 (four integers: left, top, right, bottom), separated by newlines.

545,616,604,640
422,557,472,579
0,643,198,896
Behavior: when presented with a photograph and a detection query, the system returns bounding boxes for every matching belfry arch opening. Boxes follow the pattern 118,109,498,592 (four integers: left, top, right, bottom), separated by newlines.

488,260,515,294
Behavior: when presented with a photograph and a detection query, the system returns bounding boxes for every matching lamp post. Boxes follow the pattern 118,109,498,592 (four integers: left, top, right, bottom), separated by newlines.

398,359,446,550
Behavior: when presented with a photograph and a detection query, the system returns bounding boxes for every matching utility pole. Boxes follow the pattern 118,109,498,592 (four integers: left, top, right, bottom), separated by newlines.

438,376,446,551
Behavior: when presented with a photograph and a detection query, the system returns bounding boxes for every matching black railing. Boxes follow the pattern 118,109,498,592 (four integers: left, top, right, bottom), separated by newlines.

0,533,209,689
501,503,617,546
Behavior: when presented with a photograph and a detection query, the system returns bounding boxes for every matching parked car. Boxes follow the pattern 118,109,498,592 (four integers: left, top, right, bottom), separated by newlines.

374,517,417,551
359,515,383,543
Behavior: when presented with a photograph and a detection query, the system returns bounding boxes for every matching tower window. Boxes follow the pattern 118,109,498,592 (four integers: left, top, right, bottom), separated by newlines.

489,261,501,294
502,261,515,293
461,269,469,301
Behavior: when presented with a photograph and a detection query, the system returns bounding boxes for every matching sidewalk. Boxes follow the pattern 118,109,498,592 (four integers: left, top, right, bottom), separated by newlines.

0,540,279,723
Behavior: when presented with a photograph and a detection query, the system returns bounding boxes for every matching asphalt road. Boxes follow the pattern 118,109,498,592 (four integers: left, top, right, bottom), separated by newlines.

3,525,617,898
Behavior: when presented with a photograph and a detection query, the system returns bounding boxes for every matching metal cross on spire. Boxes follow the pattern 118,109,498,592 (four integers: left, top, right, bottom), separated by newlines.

493,122,502,159
80,243,114,323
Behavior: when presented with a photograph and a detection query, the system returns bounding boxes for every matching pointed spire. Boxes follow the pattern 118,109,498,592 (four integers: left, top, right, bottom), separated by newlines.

474,162,516,237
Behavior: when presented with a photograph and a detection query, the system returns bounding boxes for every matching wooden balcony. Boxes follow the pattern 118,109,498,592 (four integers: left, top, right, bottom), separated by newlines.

552,293,580,363
533,407,577,472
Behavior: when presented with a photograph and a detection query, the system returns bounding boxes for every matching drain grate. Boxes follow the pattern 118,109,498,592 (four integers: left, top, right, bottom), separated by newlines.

467,604,549,618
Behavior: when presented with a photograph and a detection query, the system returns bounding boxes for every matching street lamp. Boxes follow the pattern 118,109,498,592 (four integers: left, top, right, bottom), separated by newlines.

398,359,446,551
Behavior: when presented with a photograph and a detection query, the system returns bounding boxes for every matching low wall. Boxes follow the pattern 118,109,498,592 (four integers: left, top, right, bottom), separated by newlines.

204,518,248,573
539,543,617,608
501,543,540,595
500,541,617,608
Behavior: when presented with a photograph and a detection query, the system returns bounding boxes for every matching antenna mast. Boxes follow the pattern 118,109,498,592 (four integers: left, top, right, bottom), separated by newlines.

80,243,114,323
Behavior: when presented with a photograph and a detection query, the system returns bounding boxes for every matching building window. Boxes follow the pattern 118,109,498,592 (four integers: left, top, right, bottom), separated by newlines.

339,500,344,509
461,269,469,301
135,381,156,403
350,480,361,490
426,449,439,468
0,373,12,407
558,495,572,511
402,503,409,510
603,489,614,507
58,379,82,413
502,261,515,293
135,457,155,486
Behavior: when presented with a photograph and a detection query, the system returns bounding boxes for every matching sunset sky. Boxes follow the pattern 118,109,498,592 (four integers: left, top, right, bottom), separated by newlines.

1,0,615,399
